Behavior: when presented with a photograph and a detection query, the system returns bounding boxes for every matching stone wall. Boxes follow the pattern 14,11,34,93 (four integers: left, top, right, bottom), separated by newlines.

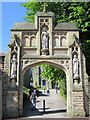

2,54,10,118
2,72,9,118
6,90,18,118
72,90,85,116
82,54,89,116
88,81,90,116
0,70,2,120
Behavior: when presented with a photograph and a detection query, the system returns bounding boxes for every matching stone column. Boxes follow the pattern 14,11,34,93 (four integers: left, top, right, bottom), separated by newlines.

9,48,11,85
37,18,41,56
72,90,85,116
16,46,20,86
67,47,73,117
78,47,82,85
49,17,53,56
88,82,90,116
36,67,39,87
18,70,23,116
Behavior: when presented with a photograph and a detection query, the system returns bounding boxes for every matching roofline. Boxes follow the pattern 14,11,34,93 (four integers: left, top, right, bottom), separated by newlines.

0,51,7,54
11,29,79,31
53,29,79,31
10,29,37,31
10,29,38,31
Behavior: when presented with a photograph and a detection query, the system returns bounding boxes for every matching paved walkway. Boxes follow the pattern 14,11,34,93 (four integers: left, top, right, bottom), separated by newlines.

23,89,67,118
5,90,89,119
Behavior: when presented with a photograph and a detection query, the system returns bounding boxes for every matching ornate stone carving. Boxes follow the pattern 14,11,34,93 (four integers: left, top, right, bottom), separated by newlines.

53,33,67,47
73,55,79,84
41,26,49,50
41,26,49,55
65,61,69,69
40,18,49,27
23,33,36,47
11,55,17,78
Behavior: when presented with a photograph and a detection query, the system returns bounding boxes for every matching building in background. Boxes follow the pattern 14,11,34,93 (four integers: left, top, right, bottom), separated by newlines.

23,66,52,89
0,51,7,72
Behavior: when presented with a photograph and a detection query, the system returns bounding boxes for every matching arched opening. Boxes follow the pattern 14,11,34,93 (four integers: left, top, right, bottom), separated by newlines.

24,36,30,47
22,61,68,118
60,36,66,47
54,36,59,47
30,36,36,47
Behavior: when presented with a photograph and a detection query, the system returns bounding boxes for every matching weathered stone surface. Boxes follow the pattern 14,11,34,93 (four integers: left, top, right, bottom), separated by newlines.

0,70,2,120
54,23,78,31
2,10,89,119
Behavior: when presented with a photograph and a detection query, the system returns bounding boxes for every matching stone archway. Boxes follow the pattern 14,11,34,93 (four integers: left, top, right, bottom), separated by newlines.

21,60,70,116
2,10,89,119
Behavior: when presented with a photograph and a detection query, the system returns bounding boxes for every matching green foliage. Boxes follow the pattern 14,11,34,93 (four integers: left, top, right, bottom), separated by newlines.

88,76,90,82
39,64,67,99
39,64,66,83
23,86,30,97
21,2,90,76
60,78,67,100
21,2,90,32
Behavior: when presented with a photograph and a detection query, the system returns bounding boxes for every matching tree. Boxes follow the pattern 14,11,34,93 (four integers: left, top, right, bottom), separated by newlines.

21,2,90,77
39,64,67,99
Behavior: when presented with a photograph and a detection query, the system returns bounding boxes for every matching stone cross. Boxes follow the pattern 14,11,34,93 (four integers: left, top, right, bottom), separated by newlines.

42,3,48,13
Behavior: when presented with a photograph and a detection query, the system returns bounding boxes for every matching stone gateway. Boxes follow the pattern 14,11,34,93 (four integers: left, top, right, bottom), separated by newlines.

2,10,90,119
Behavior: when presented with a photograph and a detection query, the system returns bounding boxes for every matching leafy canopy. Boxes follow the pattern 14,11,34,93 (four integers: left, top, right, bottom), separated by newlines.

39,64,67,99
39,64,66,83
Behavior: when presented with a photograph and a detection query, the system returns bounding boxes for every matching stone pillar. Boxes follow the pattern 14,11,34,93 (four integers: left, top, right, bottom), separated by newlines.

88,82,90,116
66,70,72,117
18,72,23,117
67,47,73,117
6,89,19,118
8,48,11,85
49,17,53,56
72,89,85,116
16,46,20,86
78,47,83,85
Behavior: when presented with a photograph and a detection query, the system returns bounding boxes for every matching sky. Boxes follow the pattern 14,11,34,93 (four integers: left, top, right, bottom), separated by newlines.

1,2,27,53
1,1,89,53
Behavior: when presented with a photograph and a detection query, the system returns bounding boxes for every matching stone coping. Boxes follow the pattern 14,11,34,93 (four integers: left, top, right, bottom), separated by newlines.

22,55,70,59
53,47,68,50
23,47,37,49
11,22,78,31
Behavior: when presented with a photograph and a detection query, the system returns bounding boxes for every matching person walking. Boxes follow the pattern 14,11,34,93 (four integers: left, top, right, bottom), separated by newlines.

30,89,37,111
47,87,50,94
55,85,58,94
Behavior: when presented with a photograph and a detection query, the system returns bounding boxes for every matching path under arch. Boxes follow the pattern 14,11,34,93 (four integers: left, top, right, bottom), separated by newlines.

23,89,67,118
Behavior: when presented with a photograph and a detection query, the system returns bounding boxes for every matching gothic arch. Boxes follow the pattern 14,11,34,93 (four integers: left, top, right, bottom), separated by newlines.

20,60,71,115
30,35,36,47
24,36,30,47
60,36,66,47
22,60,68,76
54,36,59,47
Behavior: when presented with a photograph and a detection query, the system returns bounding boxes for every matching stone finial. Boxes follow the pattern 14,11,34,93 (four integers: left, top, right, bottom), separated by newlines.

42,3,48,13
